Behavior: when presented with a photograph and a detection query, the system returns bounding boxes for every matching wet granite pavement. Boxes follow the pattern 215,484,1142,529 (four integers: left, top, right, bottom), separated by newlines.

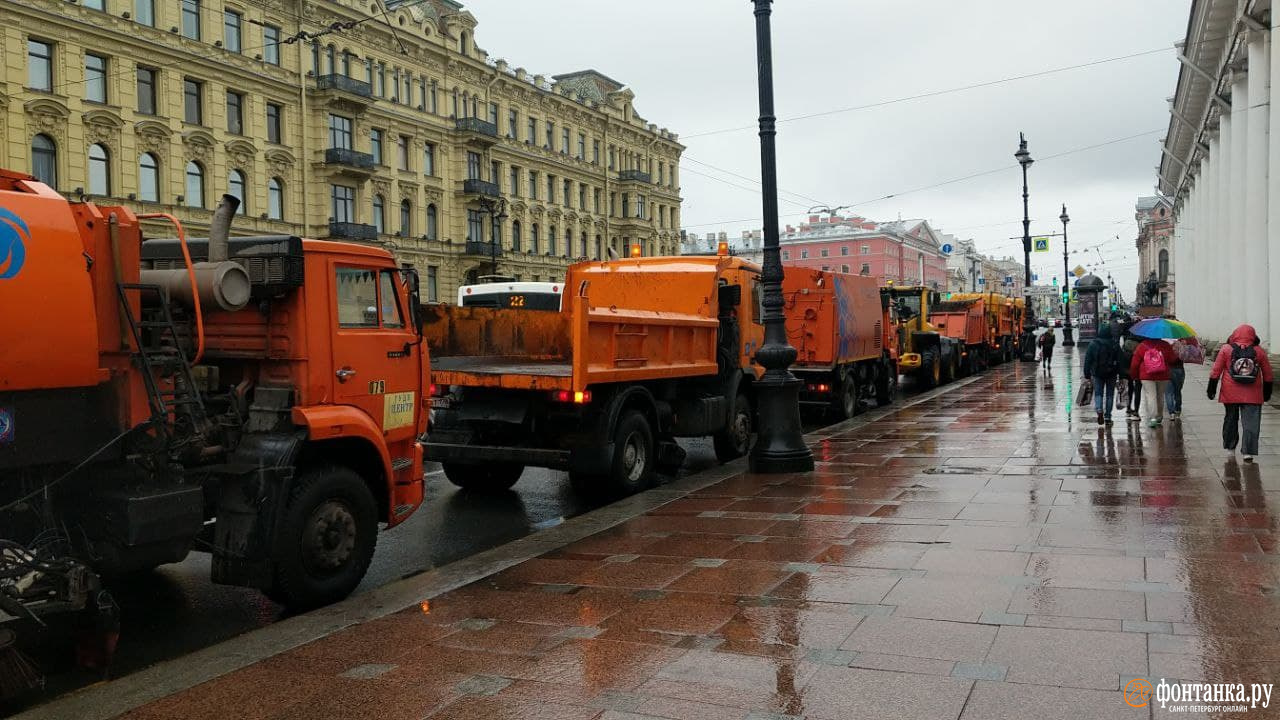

107,348,1280,719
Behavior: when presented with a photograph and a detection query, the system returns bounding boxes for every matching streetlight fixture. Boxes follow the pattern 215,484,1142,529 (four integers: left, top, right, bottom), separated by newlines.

1059,204,1074,346
1015,133,1036,362
475,196,508,278
748,0,813,474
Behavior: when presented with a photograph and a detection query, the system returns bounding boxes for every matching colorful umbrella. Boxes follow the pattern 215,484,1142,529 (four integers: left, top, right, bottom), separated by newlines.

1129,317,1196,339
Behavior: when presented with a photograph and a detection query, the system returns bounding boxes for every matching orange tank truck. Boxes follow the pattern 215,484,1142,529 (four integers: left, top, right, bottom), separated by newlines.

783,267,896,418
928,297,990,375
0,171,427,681
424,254,764,497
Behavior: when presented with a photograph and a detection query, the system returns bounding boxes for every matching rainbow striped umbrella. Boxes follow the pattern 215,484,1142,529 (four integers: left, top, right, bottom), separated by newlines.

1129,318,1196,339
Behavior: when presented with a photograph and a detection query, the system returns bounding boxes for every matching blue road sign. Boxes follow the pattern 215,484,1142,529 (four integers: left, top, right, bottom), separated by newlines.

1033,273,1039,281
978,277,986,286
941,243,953,254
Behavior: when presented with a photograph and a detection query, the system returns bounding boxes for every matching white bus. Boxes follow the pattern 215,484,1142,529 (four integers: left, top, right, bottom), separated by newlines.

457,278,563,310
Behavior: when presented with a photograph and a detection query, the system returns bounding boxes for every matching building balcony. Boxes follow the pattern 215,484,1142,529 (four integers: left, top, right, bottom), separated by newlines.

464,241,502,257
460,178,500,197
311,74,375,112
325,147,375,170
454,117,499,147
617,169,652,184
328,221,378,241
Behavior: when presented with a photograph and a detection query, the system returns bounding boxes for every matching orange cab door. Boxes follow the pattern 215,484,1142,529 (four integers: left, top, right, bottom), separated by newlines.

330,263,421,443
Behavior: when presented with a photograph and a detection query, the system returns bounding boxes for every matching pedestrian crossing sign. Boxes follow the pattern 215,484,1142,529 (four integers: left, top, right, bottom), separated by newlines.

1033,237,1050,252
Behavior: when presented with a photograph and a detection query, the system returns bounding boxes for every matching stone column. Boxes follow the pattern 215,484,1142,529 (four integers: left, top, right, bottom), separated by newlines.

1207,132,1224,339
1229,72,1250,331
1245,33,1271,338
1269,29,1280,346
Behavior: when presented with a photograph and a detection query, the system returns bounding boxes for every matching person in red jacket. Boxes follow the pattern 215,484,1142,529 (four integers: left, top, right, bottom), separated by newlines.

1208,324,1274,462
1129,336,1179,427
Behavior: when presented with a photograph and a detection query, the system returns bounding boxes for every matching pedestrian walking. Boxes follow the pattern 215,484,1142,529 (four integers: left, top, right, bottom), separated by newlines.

1083,322,1122,425
1208,324,1274,462
1129,334,1179,428
1038,329,1056,372
1120,329,1143,420
1167,335,1204,419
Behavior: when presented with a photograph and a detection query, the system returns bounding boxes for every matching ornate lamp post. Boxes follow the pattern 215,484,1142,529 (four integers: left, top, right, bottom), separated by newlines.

476,196,508,277
748,0,813,474
1015,133,1036,361
1060,204,1073,346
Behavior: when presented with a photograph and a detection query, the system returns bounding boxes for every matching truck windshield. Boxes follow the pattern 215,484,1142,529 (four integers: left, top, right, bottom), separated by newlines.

891,293,922,319
461,292,561,310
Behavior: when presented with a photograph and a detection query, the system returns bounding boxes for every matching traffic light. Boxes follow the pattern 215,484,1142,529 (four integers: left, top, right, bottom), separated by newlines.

1052,277,1058,286
1061,291,1069,305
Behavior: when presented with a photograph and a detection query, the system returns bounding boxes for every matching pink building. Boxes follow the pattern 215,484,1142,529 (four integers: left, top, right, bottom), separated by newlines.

779,215,949,289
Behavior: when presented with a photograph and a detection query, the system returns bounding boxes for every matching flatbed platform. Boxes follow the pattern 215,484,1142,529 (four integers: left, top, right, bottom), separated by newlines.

430,356,572,378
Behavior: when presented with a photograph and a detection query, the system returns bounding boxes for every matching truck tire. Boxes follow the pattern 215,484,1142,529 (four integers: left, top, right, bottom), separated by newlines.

713,393,753,462
833,370,860,420
442,462,524,492
942,352,957,383
921,351,940,389
269,465,377,611
875,365,896,406
609,410,656,495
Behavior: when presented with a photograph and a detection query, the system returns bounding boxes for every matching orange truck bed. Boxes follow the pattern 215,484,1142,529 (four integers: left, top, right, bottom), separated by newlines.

425,257,751,393
784,268,885,369
929,300,987,346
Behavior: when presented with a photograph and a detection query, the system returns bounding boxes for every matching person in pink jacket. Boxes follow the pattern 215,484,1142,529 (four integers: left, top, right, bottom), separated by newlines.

1208,324,1274,462
1129,336,1180,427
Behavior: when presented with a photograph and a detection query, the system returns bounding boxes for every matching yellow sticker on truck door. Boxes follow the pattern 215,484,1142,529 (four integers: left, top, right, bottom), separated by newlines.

383,391,416,430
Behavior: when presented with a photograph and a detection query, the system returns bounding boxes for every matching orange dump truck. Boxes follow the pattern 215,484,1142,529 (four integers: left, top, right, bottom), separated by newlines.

950,292,1025,363
424,255,763,496
0,171,428,682
784,268,896,418
928,297,990,375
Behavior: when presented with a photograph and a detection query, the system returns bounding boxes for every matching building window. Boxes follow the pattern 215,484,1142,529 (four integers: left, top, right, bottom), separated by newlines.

369,128,383,164
138,153,159,202
563,179,571,207
545,121,554,149
511,220,521,251
527,117,536,145
594,189,601,214
183,78,203,124
429,80,438,113
467,152,481,181
262,25,281,65
841,264,850,273
1159,248,1169,281
488,102,498,126
372,194,385,234
531,223,539,253
226,91,244,134
184,161,205,208
375,64,385,97
227,169,246,212
860,244,870,255
423,143,435,176
266,103,282,144
547,176,555,203
840,246,850,256
621,193,629,218
820,249,829,258
801,250,809,259
861,263,871,275
397,135,410,171
330,184,354,223
529,170,538,200
426,266,438,302
399,200,411,236
636,194,646,219
608,147,616,170
507,109,517,138
85,54,107,103
135,0,155,26
135,67,156,115
548,225,557,255
561,127,570,154
181,0,201,40
578,184,586,210
509,166,519,197
267,178,283,220
593,140,600,165
782,250,790,261
31,134,57,187
491,161,500,184
28,40,53,92
88,144,109,196
467,209,483,243
224,10,242,52
328,114,352,149
426,204,437,240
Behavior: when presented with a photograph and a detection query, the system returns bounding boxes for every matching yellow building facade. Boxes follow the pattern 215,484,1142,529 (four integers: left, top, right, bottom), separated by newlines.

4,0,683,300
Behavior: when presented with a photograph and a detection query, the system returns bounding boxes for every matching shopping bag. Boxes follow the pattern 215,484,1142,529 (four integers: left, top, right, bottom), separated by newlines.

1116,381,1129,409
1076,379,1093,406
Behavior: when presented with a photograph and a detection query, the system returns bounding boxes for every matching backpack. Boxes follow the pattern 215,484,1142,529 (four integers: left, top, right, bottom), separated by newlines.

1140,346,1168,376
1230,344,1259,384
1098,344,1121,377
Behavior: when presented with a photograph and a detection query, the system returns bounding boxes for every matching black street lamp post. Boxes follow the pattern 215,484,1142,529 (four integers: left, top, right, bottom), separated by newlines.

748,0,813,474
476,196,508,277
1060,204,1074,346
1015,133,1036,361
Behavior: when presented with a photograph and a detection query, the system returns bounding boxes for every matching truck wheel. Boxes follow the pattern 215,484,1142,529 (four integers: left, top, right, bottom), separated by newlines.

833,371,860,419
875,366,896,405
610,411,656,495
922,352,940,389
442,463,524,492
714,393,753,462
270,465,377,611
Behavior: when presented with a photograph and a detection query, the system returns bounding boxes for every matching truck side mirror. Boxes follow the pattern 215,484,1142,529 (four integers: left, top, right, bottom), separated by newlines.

401,267,423,335
718,283,742,308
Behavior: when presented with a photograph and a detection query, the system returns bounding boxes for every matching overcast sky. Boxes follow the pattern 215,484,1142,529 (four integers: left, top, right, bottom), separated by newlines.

464,0,1190,296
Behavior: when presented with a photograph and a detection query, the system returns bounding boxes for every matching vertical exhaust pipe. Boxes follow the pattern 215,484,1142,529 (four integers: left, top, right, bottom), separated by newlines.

208,194,240,264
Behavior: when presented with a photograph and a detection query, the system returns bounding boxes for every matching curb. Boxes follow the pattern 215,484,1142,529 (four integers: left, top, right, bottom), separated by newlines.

14,372,984,720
